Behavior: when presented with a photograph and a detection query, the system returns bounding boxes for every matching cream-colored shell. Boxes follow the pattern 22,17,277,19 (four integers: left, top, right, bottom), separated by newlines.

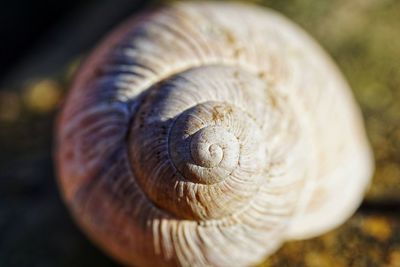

56,2,373,267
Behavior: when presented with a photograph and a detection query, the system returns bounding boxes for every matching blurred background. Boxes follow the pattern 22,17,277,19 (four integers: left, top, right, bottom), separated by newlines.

0,0,399,266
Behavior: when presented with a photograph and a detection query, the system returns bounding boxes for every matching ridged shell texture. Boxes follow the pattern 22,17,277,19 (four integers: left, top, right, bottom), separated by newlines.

56,2,373,267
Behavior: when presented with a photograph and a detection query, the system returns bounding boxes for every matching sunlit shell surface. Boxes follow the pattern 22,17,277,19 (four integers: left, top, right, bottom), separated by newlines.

56,2,373,266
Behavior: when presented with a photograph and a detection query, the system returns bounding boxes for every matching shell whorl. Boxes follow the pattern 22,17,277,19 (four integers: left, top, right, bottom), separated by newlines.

56,2,373,267
129,66,271,221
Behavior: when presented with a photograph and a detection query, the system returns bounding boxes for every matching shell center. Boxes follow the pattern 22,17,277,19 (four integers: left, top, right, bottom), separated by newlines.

190,126,235,168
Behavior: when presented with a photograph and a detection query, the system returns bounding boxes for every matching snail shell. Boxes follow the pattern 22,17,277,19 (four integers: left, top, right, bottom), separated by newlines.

56,2,373,267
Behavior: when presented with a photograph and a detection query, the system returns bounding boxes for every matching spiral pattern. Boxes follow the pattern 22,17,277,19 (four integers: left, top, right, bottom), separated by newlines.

171,104,242,184
128,66,268,220
56,2,373,267
190,126,231,169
